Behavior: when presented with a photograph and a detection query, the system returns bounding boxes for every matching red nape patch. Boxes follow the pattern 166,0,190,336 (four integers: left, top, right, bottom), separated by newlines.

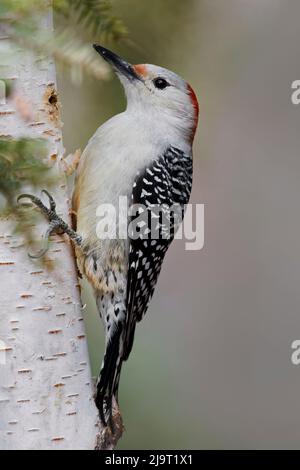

187,83,199,142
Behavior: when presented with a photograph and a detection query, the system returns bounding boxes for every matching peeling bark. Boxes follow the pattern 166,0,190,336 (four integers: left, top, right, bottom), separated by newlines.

0,9,102,450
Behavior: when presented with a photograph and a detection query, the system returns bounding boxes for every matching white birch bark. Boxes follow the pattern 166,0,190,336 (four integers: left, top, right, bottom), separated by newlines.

0,9,101,450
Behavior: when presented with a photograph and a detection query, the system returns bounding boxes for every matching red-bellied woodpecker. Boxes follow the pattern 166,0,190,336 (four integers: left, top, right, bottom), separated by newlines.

19,45,199,427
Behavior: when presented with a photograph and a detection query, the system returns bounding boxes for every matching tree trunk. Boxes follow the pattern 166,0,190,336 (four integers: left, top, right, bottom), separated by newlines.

0,7,102,450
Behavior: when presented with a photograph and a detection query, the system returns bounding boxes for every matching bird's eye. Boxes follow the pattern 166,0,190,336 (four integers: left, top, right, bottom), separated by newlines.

153,77,169,90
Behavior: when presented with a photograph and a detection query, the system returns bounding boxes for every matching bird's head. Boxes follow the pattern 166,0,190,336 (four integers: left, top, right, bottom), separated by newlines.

93,44,199,144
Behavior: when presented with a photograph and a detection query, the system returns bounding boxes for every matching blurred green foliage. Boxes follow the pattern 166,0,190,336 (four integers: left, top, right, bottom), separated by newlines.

0,138,52,211
0,0,127,82
56,0,128,41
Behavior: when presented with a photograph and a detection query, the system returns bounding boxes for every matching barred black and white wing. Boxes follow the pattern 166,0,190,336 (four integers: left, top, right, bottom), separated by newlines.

123,146,193,360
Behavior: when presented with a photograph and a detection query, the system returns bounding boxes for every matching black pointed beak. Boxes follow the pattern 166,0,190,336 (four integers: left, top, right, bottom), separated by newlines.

93,44,141,82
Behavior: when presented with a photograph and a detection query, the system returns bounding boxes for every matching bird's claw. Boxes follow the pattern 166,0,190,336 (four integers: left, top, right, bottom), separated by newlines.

41,189,56,211
28,220,63,259
17,190,56,218
18,190,62,259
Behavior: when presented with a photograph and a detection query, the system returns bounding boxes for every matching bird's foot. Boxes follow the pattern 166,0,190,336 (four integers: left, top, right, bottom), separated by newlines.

18,189,82,258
